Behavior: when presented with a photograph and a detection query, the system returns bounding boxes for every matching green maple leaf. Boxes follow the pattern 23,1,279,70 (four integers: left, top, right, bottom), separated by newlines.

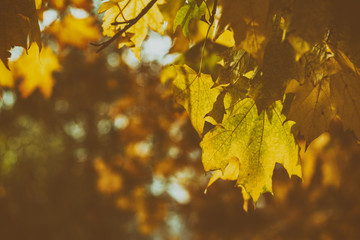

173,0,206,39
172,64,221,136
201,97,301,202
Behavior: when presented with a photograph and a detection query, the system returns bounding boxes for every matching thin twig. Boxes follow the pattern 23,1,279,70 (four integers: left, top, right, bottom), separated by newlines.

92,0,158,53
111,20,131,26
120,0,132,21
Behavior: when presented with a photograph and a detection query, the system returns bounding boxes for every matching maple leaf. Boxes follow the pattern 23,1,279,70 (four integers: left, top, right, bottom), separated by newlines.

287,77,335,144
14,44,60,98
331,71,360,139
324,45,360,139
201,97,301,202
213,0,272,65
173,0,206,39
0,0,41,68
99,0,164,59
47,15,101,49
172,65,221,136
286,44,344,145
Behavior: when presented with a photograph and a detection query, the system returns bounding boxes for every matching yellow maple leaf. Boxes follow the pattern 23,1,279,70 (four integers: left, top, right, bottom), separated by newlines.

172,65,222,136
99,0,164,59
201,98,301,203
47,15,101,49
14,44,60,98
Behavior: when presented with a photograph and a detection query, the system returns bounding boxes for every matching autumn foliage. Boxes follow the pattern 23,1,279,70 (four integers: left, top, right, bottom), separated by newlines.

1,0,360,239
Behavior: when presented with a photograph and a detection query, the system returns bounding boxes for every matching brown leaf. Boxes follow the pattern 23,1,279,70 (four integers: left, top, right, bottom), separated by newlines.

331,71,360,139
288,77,335,145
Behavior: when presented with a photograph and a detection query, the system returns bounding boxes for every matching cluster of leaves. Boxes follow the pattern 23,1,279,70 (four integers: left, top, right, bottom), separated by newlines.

105,0,359,204
161,0,360,204
2,0,360,207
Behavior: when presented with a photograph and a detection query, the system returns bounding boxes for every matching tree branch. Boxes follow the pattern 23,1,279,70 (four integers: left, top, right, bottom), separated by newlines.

92,0,158,53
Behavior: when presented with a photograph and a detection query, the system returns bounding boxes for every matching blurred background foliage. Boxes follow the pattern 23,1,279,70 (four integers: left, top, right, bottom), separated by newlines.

1,0,360,239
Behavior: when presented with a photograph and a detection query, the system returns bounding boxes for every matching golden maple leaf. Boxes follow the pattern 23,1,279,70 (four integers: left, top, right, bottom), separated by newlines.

99,0,164,59
14,44,60,98
47,15,101,49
